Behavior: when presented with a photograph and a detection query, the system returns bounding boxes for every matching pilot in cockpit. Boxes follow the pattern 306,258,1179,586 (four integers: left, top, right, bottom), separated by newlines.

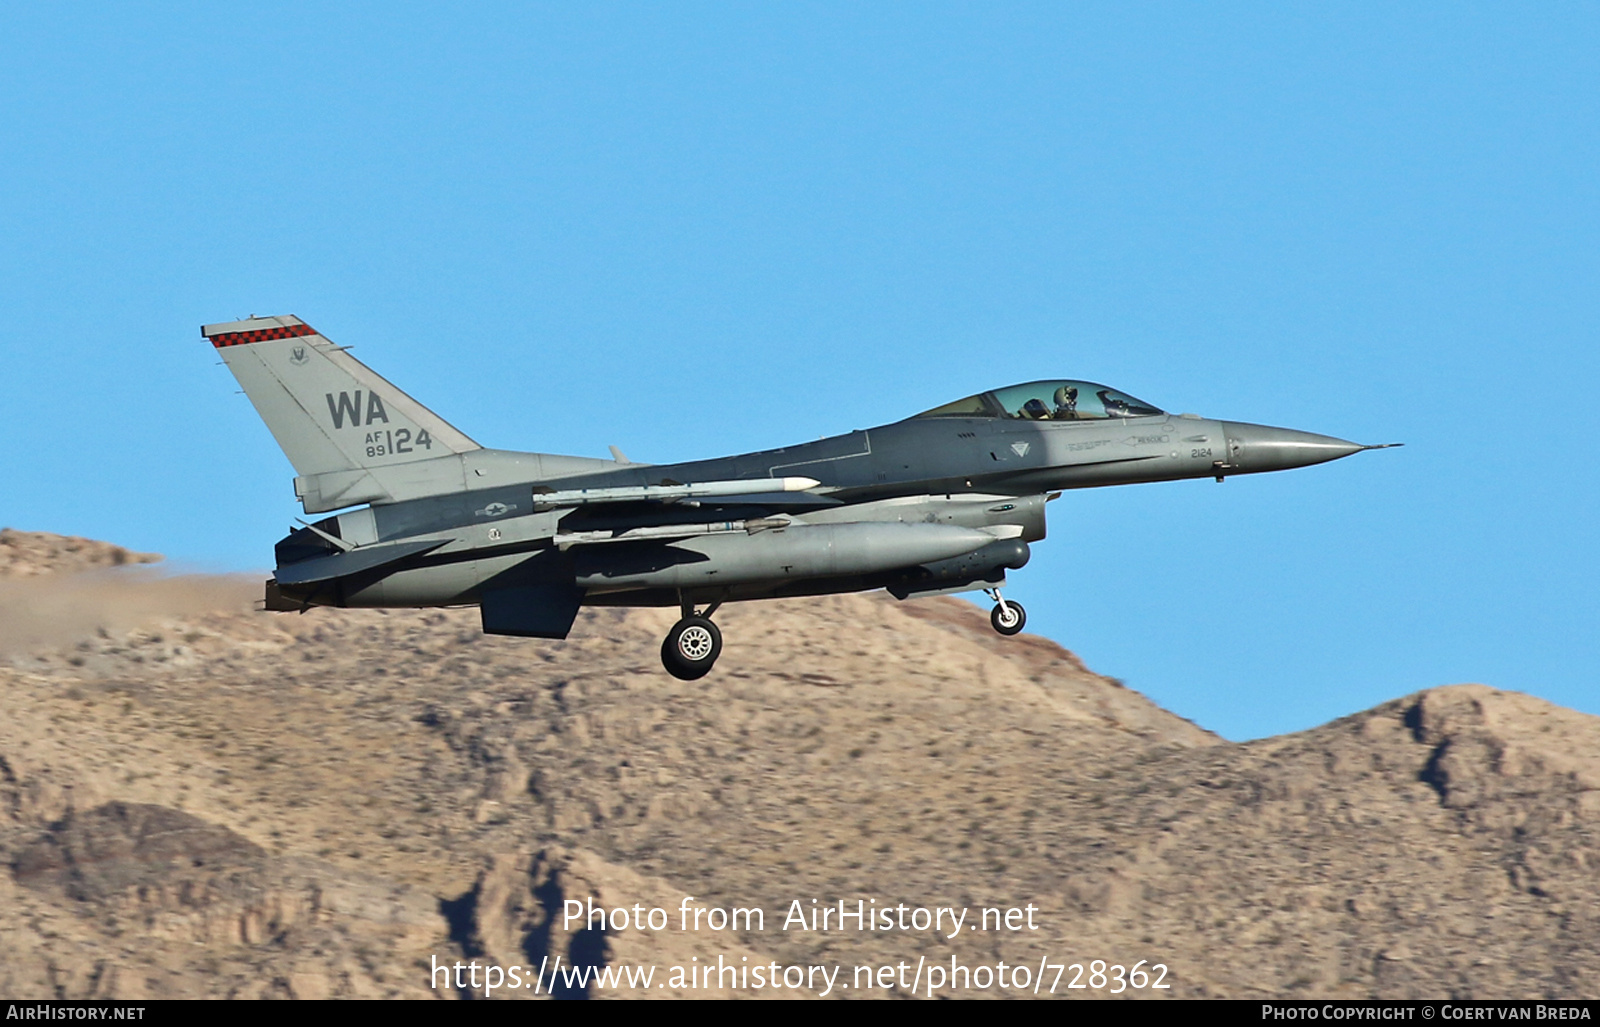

1053,385,1079,420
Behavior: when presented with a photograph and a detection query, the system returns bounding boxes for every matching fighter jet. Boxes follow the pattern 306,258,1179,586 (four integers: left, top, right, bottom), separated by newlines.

206,315,1397,679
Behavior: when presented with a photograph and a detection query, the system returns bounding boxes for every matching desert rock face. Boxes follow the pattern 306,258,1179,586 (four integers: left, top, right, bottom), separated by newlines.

0,530,160,578
0,531,1594,999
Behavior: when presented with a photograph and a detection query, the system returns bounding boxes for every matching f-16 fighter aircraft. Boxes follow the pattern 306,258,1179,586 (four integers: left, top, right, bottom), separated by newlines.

206,315,1397,679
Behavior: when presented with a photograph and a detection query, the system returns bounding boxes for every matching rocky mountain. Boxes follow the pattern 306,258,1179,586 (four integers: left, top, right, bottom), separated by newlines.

0,529,1594,999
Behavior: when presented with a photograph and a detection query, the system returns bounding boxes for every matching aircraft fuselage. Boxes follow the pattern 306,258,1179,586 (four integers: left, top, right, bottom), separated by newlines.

275,410,1364,613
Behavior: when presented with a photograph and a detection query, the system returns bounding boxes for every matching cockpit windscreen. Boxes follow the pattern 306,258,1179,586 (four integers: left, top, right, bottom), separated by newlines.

915,380,1164,421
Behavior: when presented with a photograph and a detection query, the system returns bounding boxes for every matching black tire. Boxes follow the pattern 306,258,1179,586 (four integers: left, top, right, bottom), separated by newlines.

990,600,1026,636
661,616,722,680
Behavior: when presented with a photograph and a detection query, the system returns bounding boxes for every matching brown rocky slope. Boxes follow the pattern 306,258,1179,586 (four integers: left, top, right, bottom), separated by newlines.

0,529,1594,999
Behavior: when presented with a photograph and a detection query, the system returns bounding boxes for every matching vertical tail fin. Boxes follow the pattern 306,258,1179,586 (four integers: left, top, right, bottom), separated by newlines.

204,315,481,511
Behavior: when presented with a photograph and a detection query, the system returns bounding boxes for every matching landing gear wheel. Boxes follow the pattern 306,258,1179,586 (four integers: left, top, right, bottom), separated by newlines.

661,616,722,680
991,600,1026,636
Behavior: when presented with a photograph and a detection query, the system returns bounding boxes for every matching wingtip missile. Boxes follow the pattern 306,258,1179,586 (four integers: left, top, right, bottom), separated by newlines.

530,476,824,508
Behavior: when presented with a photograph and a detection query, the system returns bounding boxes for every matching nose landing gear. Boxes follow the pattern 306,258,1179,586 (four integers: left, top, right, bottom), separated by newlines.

985,588,1026,636
661,598,724,680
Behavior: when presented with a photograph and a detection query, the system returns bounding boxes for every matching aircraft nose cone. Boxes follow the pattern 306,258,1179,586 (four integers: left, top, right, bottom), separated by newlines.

1221,421,1365,474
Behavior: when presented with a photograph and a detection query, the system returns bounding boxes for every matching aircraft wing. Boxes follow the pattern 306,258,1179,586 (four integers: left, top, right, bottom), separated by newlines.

540,477,834,545
276,480,827,581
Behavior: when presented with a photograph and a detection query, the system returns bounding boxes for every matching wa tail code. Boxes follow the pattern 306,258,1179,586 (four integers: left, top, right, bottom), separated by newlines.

325,390,390,429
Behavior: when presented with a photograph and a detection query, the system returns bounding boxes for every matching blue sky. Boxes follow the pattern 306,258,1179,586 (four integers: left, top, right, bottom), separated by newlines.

2,3,1595,740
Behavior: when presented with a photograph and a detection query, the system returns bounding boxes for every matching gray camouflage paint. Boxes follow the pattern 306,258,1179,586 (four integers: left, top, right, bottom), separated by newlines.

204,316,1385,629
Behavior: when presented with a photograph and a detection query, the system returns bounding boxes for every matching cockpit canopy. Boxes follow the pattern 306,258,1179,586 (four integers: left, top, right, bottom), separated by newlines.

915,380,1164,421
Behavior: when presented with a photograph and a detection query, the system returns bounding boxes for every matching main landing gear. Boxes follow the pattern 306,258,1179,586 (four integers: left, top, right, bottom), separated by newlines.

658,588,1025,676
661,598,724,680
985,588,1026,636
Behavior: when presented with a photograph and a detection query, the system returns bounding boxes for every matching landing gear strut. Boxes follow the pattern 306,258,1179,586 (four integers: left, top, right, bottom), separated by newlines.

986,589,1026,636
661,597,724,680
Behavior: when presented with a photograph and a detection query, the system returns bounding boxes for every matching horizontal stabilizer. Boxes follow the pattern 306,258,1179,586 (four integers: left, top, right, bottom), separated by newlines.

273,538,450,586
